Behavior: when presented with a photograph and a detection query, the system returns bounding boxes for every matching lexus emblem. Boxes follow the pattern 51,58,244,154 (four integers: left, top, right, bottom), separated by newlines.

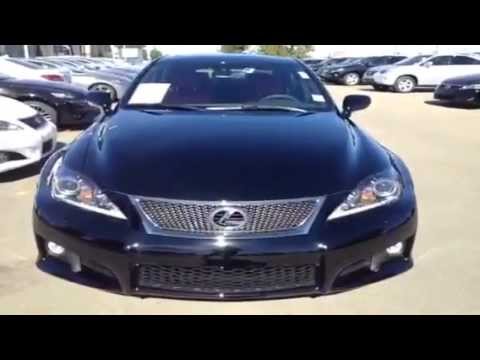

210,207,247,229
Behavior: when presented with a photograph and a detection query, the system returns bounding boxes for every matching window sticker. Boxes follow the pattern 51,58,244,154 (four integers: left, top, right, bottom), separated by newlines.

298,71,310,79
128,83,171,104
312,94,325,102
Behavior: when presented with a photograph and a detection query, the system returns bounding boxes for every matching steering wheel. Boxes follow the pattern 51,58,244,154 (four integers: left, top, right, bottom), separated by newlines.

257,94,302,105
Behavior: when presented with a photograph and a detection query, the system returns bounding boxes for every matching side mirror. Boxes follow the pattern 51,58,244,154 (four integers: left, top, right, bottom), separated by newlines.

87,91,112,113
423,61,433,68
342,95,371,118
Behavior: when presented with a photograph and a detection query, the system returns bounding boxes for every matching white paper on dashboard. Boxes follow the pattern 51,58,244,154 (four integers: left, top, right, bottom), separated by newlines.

312,94,325,102
128,83,171,104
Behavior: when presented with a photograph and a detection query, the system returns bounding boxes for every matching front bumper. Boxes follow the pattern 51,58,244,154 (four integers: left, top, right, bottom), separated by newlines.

34,210,416,300
373,73,395,86
0,122,57,173
362,74,376,84
434,86,480,104
33,153,417,300
321,72,345,83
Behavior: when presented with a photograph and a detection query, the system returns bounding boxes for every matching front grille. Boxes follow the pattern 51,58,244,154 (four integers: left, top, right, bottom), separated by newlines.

440,84,462,90
19,115,46,129
137,264,316,294
42,140,53,155
132,196,323,238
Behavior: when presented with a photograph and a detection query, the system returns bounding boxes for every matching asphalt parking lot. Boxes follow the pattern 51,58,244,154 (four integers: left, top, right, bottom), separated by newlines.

1,85,479,314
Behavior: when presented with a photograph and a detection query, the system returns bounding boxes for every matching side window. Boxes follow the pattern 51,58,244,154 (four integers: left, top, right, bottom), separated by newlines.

430,56,453,65
452,56,480,65
392,56,405,63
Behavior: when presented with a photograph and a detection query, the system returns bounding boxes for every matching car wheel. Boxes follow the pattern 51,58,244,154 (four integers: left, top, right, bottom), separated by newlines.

89,83,118,101
23,100,58,125
342,73,360,86
394,76,416,93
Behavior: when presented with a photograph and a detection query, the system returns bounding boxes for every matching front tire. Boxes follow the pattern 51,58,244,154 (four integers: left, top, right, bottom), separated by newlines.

23,100,58,125
342,72,360,86
394,76,416,93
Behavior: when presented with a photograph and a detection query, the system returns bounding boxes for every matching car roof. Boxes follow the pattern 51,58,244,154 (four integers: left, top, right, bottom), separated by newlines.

159,53,300,65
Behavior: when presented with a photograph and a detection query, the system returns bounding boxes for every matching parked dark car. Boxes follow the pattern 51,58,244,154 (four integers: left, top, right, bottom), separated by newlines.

434,73,480,107
314,57,350,74
321,56,407,85
0,73,100,126
303,58,325,72
34,54,417,300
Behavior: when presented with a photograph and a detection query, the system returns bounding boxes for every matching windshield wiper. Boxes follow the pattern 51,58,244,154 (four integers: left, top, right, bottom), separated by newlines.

127,103,204,111
240,104,311,113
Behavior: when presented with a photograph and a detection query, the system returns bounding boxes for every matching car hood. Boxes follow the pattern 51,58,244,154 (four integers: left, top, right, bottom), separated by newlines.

0,95,37,120
90,71,131,82
384,64,420,74
367,64,395,72
2,78,87,95
443,73,480,85
70,110,391,201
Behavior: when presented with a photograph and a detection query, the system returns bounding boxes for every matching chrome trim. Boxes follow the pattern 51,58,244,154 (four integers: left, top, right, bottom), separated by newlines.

130,195,325,239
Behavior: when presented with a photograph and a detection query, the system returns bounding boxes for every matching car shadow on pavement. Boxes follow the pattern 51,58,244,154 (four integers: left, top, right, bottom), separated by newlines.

0,142,67,183
424,100,480,110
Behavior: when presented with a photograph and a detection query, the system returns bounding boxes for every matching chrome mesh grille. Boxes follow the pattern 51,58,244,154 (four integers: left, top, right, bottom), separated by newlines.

132,196,323,238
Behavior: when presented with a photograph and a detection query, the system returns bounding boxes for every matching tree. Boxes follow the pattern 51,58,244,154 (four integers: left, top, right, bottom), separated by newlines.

258,45,314,58
150,48,162,60
221,45,250,53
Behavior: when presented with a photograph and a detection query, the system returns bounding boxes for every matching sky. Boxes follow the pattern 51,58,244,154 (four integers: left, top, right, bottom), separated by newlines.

146,45,480,58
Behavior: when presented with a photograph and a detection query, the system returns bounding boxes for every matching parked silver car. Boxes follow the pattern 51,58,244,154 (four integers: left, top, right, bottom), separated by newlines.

33,57,131,101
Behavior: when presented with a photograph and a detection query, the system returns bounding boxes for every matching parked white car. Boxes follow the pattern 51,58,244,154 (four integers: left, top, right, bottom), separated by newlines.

373,54,480,93
363,55,432,89
0,95,57,173
0,57,68,83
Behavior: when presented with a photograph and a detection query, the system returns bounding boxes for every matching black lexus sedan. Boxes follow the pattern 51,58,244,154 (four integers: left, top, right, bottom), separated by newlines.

321,56,407,85
33,54,417,300
0,73,100,127
434,73,480,107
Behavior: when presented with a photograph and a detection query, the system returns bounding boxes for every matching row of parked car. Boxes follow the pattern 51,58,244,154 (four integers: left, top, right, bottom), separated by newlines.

305,54,480,107
0,55,148,174
0,55,144,126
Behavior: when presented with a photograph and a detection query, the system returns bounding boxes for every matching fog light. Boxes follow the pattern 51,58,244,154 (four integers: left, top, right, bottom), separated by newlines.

47,241,65,256
386,242,403,256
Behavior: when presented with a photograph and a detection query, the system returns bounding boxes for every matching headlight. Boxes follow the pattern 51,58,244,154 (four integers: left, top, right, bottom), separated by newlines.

49,157,126,219
379,70,388,74
335,68,344,72
328,168,402,221
0,120,22,131
461,84,480,90
51,92,76,99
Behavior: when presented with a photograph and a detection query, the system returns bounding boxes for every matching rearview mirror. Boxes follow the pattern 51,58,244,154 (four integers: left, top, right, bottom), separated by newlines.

87,91,112,113
342,95,371,118
423,61,433,68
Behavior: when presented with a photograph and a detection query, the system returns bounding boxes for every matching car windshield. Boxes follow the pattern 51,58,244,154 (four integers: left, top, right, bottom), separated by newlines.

396,55,432,65
337,58,360,66
123,56,334,112
29,60,58,69
0,72,12,80
6,58,42,69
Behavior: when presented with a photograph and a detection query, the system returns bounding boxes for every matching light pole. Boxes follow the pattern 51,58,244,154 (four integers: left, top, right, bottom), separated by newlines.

23,45,30,58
